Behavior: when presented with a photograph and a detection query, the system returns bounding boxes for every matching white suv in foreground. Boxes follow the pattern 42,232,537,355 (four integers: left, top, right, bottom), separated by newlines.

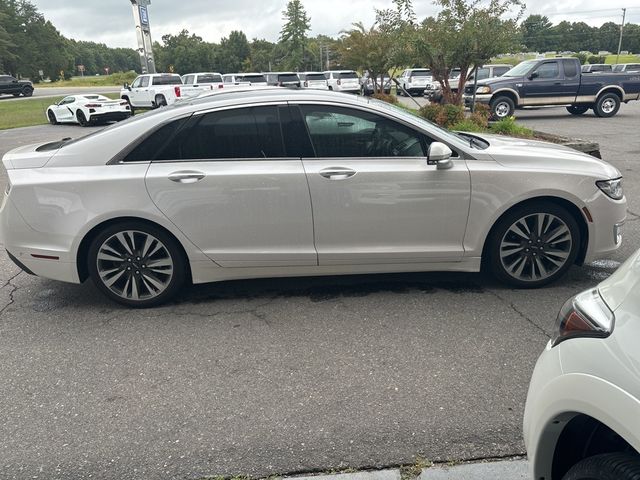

524,248,640,480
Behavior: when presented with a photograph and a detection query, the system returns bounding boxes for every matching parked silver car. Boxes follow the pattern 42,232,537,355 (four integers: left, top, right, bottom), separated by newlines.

0,88,626,307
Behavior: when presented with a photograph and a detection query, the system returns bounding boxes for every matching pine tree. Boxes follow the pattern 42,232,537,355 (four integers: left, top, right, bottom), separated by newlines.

279,0,310,71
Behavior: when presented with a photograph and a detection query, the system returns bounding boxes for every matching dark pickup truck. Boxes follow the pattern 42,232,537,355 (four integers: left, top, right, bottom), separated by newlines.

0,75,34,97
463,57,640,119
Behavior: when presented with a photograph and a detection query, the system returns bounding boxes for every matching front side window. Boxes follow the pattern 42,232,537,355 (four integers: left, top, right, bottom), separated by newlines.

299,105,426,158
475,68,490,80
131,77,142,88
156,106,286,160
533,62,559,79
59,96,75,105
494,66,510,77
140,76,150,87
183,75,193,84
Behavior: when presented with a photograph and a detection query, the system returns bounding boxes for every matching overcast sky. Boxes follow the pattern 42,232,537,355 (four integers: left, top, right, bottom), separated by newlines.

30,0,636,49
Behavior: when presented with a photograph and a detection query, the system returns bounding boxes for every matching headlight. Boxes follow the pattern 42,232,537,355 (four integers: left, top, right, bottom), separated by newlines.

552,289,614,347
476,86,492,94
596,177,623,200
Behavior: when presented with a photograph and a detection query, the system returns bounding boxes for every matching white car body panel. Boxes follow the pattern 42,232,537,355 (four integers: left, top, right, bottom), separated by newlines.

0,88,627,289
47,94,130,125
523,248,640,480
324,70,361,93
121,74,211,108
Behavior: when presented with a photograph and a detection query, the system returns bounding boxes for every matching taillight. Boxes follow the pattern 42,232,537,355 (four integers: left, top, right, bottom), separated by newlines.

84,103,100,108
337,79,341,85
277,82,283,86
552,289,614,346
304,81,308,87
174,86,181,97
120,101,128,105
409,76,413,82
218,84,224,88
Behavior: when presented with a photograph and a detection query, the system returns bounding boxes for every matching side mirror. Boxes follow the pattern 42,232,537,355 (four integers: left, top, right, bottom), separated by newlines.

528,72,539,80
427,142,453,169
124,82,131,90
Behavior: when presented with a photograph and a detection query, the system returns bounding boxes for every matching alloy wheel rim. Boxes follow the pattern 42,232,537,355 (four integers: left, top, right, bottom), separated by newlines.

601,98,616,113
499,213,572,282
495,102,510,117
96,230,173,301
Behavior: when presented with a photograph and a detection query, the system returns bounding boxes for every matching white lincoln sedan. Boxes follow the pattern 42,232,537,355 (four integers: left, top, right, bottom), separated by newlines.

0,89,626,307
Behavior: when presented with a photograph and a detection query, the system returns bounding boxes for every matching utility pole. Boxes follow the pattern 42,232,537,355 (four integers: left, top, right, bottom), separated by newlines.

616,8,626,65
129,0,156,74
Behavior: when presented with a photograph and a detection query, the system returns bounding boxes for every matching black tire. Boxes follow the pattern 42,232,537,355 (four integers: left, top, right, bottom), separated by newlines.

562,453,640,480
328,86,333,91
567,104,590,115
154,95,167,108
12,93,20,97
76,110,89,126
487,201,581,288
87,221,187,308
47,110,58,125
121,96,135,115
22,87,33,97
594,92,621,118
490,95,515,120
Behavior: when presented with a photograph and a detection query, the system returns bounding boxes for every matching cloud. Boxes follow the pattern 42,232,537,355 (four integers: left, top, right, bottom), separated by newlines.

31,0,629,48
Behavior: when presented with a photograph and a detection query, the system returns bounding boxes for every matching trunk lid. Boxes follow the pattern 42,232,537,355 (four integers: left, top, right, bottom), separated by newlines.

2,142,61,170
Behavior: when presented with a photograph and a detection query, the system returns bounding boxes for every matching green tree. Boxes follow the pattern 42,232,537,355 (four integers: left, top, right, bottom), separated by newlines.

153,29,215,74
279,0,310,70
520,15,552,52
411,0,524,104
248,38,276,71
216,30,250,73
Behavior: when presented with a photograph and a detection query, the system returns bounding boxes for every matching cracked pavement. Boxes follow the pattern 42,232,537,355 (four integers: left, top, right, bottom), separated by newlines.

0,102,639,479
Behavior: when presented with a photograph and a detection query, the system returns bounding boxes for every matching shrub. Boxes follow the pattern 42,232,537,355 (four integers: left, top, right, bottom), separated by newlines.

371,92,399,105
450,119,485,132
419,103,464,128
489,116,533,138
109,70,138,85
572,53,588,65
468,103,490,128
587,55,606,65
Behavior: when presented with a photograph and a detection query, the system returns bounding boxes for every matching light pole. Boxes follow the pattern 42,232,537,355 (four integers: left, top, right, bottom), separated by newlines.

616,8,627,65
129,0,156,74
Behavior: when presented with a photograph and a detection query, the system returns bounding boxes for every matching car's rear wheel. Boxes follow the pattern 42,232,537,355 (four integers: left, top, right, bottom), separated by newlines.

87,222,187,307
76,110,89,126
594,92,621,118
47,110,58,125
122,96,135,115
154,94,167,107
566,104,590,115
562,453,640,480
488,202,580,287
490,96,515,119
22,87,33,97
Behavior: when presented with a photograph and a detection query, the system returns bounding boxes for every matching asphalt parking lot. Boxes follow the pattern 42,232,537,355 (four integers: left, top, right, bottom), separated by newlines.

0,102,639,480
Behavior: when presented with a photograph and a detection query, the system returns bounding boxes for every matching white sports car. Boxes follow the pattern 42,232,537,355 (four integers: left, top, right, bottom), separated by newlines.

46,94,131,127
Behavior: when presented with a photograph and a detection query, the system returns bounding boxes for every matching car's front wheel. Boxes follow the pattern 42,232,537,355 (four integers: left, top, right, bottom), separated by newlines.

22,86,33,97
490,96,515,119
562,453,640,480
87,222,187,307
488,202,580,287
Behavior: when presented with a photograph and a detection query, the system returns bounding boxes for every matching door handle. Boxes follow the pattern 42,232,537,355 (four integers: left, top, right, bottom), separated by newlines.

553,81,562,85
319,167,356,180
168,171,206,183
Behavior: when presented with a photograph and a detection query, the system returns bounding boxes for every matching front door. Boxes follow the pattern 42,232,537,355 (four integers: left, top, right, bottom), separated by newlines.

521,61,566,105
295,104,471,265
53,96,76,122
144,105,317,267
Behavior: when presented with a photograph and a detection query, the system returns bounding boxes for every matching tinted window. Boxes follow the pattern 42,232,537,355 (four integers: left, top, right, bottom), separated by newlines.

476,68,490,80
124,117,190,162
339,72,358,79
300,105,426,158
278,73,300,83
304,73,325,81
534,62,559,79
241,74,266,83
196,74,222,83
158,106,285,160
613,65,624,72
152,75,182,85
140,76,150,87
628,64,640,71
563,60,578,78
494,66,510,76
131,77,142,88
411,70,431,77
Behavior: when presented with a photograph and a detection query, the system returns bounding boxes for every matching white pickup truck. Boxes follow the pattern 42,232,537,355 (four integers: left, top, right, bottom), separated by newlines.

120,73,212,110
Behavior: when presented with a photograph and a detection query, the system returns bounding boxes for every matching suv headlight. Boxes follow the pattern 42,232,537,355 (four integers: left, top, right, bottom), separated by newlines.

596,178,623,200
552,289,614,347
476,86,492,94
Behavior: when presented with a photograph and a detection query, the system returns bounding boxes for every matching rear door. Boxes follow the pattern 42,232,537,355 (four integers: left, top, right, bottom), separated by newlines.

144,105,316,267
295,103,471,265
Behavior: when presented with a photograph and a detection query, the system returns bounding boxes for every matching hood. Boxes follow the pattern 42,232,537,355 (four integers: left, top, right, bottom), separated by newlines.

598,248,640,312
477,75,523,89
471,132,621,179
2,142,61,170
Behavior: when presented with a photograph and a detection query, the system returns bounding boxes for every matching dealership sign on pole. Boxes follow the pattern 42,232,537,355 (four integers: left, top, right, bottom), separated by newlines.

129,0,156,74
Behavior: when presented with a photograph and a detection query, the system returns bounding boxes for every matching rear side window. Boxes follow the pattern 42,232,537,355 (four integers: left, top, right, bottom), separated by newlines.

123,117,190,162
152,75,182,85
494,66,510,76
629,64,640,71
563,60,578,78
156,106,286,160
534,62,559,79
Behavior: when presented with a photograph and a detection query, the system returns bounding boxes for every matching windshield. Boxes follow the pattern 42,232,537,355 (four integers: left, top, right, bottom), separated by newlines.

503,60,536,77
197,74,223,83
369,98,469,150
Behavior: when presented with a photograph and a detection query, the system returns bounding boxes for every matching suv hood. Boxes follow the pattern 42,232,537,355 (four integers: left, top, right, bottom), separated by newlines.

472,132,621,178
